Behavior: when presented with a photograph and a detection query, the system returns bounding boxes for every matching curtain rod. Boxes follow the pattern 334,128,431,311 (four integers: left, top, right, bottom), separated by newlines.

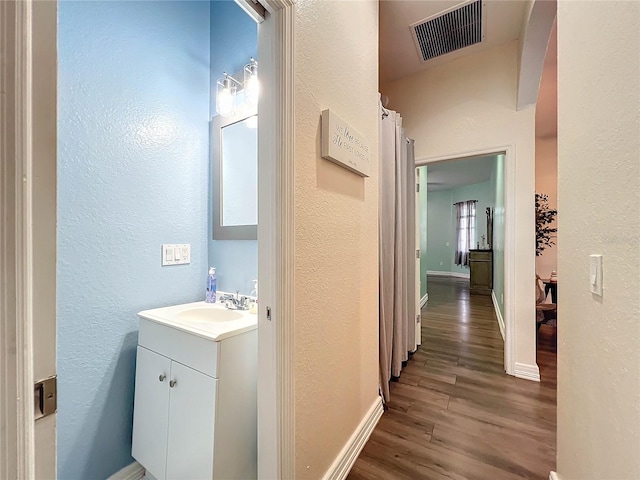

453,200,478,205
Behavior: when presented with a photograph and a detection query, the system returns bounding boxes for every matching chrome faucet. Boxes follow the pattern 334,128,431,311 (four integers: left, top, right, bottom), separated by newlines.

221,291,249,310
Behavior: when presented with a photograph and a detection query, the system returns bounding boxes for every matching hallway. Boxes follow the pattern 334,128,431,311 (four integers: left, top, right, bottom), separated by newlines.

348,276,556,480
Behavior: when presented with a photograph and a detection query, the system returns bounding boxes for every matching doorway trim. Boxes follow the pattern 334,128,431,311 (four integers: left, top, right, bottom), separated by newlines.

415,145,517,376
257,0,295,478
3,0,297,478
0,0,37,478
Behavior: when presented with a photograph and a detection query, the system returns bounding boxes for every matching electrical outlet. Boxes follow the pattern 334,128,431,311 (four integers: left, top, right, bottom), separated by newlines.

181,245,189,262
440,261,444,266
162,244,191,266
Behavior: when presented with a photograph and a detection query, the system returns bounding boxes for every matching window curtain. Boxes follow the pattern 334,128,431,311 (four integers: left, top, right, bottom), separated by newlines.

379,98,416,403
454,200,476,266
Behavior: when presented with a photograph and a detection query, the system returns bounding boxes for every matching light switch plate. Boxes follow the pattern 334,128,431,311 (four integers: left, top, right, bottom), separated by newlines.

162,244,191,266
589,254,603,296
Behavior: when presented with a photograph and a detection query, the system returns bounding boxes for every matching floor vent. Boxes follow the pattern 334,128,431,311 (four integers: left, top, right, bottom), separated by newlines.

411,0,484,62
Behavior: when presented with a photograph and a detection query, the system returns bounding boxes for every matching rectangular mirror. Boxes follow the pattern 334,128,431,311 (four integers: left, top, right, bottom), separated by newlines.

212,102,258,240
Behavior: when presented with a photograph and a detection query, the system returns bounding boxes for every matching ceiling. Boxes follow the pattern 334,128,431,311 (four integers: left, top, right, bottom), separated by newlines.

379,1,557,138
380,0,529,84
426,155,497,191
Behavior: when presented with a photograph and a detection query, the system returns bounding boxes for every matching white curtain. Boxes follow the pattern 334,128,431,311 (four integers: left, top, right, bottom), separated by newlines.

379,101,416,403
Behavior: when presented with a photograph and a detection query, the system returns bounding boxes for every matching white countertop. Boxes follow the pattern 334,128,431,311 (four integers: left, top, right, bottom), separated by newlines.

138,300,257,342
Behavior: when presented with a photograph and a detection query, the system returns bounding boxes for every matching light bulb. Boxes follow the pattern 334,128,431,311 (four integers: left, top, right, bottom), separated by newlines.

245,74,259,106
218,87,234,116
244,59,259,106
216,74,237,117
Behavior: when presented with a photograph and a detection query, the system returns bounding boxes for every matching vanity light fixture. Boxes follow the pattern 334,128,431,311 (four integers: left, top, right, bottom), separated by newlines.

216,58,259,118
243,58,259,106
216,73,241,117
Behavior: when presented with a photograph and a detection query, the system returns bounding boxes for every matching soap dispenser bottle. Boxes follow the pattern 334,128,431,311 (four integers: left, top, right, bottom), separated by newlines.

249,280,258,314
206,267,217,303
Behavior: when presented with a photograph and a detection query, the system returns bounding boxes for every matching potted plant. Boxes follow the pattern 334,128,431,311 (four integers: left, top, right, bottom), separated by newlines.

535,193,557,256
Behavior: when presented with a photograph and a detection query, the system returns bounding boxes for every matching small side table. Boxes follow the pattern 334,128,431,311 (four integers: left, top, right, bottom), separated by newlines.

469,249,493,295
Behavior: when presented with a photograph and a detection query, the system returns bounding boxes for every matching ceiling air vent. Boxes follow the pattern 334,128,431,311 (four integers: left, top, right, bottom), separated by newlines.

411,0,485,62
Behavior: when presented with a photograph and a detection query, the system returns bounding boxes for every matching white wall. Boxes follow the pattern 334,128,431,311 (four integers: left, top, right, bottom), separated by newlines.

556,2,640,478
384,41,537,375
293,1,380,477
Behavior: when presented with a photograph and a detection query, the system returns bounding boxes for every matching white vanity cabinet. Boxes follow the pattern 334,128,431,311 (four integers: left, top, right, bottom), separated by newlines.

132,313,257,480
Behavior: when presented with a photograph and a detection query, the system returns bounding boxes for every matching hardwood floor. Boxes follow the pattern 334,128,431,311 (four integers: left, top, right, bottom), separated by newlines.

348,276,557,480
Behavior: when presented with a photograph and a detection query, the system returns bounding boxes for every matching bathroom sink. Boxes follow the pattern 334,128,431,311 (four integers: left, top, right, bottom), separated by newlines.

175,307,244,323
138,300,257,341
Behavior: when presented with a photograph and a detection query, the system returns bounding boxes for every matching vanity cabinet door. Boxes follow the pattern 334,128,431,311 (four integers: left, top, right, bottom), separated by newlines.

166,361,218,480
132,346,171,480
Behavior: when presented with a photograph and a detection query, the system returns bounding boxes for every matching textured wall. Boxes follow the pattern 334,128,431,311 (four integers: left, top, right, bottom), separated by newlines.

384,41,537,373
426,179,494,275
57,2,210,478
293,0,379,477
208,0,258,295
557,2,640,478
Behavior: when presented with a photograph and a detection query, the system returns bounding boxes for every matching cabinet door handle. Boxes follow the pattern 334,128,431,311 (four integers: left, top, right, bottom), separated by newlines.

158,374,166,382
169,380,177,388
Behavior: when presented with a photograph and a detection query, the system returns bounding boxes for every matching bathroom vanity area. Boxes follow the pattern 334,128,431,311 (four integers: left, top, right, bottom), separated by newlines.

131,302,257,480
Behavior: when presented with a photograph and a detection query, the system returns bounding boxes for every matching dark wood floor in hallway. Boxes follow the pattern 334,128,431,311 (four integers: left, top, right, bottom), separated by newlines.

348,276,557,480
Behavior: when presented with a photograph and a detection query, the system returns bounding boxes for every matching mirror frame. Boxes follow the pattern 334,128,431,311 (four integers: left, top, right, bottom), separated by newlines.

211,101,258,240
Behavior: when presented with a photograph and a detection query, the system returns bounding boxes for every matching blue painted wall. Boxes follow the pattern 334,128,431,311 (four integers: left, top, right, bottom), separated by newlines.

209,1,258,117
207,0,258,295
57,2,210,478
208,1,258,295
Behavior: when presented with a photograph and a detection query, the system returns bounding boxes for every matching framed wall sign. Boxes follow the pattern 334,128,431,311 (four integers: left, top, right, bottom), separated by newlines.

321,109,370,177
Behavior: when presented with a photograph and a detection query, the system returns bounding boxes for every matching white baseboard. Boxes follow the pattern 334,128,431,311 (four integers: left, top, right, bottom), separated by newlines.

321,396,384,480
549,472,560,480
420,292,429,308
514,362,541,382
491,291,505,341
427,270,470,279
107,462,145,480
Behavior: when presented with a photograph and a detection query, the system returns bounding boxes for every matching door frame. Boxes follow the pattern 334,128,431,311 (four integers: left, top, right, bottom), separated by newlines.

415,145,516,376
257,1,296,478
415,167,422,347
1,0,297,478
0,0,37,478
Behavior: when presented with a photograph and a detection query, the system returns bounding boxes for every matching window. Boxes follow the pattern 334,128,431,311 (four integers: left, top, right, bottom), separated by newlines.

455,200,476,266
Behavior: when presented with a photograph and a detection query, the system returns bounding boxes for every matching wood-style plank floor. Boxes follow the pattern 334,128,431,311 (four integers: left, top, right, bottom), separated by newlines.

348,276,557,480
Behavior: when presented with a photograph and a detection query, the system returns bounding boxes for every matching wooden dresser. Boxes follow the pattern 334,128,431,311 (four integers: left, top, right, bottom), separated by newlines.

469,249,493,295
